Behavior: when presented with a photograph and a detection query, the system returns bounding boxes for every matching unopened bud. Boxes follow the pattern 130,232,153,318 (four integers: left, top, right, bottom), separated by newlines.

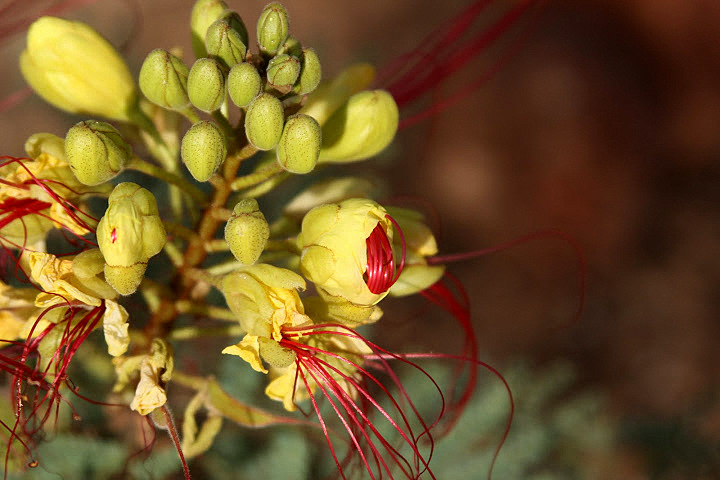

294,48,321,95
139,49,190,111
227,62,262,107
97,183,166,295
190,0,228,57
257,2,289,55
319,90,398,163
224,199,270,266
181,121,227,182
65,120,131,186
299,63,375,126
244,93,284,151
266,54,300,94
20,17,138,122
276,114,320,174
280,36,302,57
205,19,247,69
188,58,226,113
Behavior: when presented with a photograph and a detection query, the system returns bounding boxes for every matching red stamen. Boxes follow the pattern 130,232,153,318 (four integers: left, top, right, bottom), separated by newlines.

364,215,406,295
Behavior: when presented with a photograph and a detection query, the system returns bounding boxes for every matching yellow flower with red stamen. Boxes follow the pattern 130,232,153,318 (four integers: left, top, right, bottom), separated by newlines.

221,264,311,373
297,198,396,307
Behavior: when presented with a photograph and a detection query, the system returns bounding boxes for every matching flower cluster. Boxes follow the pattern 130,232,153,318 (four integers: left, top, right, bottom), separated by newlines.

0,1,527,478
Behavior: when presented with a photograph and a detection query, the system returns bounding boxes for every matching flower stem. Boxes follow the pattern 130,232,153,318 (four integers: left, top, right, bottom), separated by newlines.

128,157,208,205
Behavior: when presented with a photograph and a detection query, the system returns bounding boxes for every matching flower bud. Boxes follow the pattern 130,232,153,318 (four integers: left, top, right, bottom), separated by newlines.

280,36,302,56
244,93,284,151
139,49,190,111
97,183,166,295
190,0,228,57
297,198,393,306
294,48,322,95
188,58,226,113
299,63,375,126
256,2,289,55
276,114,321,174
205,19,247,69
19,17,138,122
227,62,262,107
266,54,300,94
65,120,131,186
181,121,227,182
224,198,270,266
319,90,399,163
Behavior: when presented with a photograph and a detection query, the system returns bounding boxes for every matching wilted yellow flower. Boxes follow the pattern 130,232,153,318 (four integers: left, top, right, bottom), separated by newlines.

129,339,174,415
20,17,138,122
0,280,38,342
297,198,394,306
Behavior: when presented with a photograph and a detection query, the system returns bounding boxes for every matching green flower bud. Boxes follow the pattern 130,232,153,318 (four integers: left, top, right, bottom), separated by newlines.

97,183,166,295
190,0,228,58
205,19,247,69
139,49,190,111
280,36,302,57
319,90,399,163
276,114,320,174
219,10,249,49
227,62,262,107
65,120,131,186
181,121,227,182
20,17,138,122
266,54,300,94
224,198,269,265
244,93,284,151
294,48,321,95
187,58,226,113
257,2,289,55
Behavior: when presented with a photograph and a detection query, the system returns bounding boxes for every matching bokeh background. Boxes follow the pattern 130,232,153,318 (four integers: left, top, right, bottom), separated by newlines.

1,0,718,478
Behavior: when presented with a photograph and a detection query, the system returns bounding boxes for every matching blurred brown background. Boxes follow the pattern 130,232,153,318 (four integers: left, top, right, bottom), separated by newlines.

1,0,718,477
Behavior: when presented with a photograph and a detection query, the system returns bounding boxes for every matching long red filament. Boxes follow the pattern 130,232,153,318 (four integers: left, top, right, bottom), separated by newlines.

365,215,406,295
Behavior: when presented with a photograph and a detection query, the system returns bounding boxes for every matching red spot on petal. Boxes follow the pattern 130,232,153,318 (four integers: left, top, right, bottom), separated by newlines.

110,228,117,243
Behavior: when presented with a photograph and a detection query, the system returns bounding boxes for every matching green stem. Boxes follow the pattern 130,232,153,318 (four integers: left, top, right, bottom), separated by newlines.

179,107,202,124
175,300,238,322
168,324,245,341
230,160,284,191
212,110,236,139
128,157,208,205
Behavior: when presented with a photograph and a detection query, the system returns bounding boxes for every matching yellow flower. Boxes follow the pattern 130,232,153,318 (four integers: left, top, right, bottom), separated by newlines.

0,280,38,342
265,329,371,412
297,198,394,306
20,17,138,122
221,264,311,373
0,134,94,246
26,251,130,357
